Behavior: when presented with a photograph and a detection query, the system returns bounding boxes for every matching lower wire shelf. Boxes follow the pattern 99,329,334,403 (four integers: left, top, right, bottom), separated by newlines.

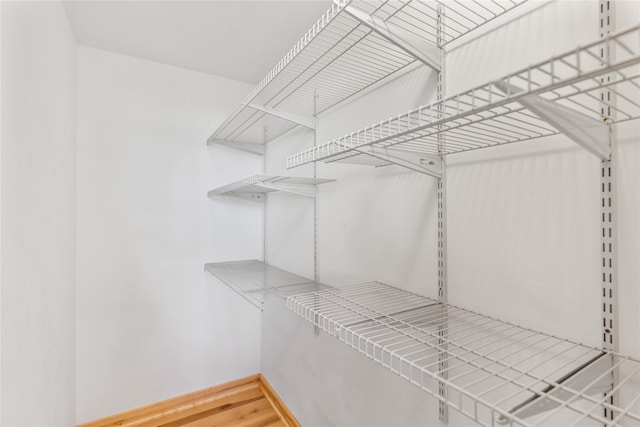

205,259,330,310
287,282,640,427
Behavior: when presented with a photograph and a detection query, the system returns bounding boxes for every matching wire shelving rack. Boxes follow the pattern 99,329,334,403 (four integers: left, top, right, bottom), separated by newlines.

205,260,330,310
287,24,640,169
205,1,640,425
208,0,526,148
288,282,640,427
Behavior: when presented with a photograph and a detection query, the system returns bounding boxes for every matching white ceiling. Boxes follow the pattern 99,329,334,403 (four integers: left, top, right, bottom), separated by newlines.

63,1,332,84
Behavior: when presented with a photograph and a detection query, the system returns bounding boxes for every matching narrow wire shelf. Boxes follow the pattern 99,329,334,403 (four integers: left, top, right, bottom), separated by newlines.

205,260,330,310
287,24,640,169
287,282,640,427
208,0,526,147
207,174,334,201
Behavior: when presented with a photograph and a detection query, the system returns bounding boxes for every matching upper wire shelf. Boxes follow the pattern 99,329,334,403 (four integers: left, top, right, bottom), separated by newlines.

208,0,526,148
288,282,640,427
287,24,640,171
205,259,330,310
208,174,335,200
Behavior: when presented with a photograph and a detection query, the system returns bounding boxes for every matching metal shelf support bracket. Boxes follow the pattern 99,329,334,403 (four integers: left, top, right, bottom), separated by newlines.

253,182,317,199
354,145,442,178
207,138,265,155
495,81,610,160
341,3,441,72
208,191,265,201
497,353,613,423
248,103,316,130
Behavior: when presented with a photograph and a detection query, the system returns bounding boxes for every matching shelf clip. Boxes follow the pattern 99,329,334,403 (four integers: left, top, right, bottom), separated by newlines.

494,80,610,160
497,353,613,424
340,2,441,72
354,145,442,178
253,182,317,198
207,138,265,155
248,103,316,130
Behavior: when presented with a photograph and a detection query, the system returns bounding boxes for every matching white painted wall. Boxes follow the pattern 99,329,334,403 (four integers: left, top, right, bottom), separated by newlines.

1,1,77,425
0,1,635,425
261,1,640,426
0,4,3,420
75,47,263,423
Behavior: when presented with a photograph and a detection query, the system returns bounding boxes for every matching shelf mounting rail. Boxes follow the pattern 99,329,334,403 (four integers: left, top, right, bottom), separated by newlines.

287,282,640,427
286,24,640,173
599,0,620,423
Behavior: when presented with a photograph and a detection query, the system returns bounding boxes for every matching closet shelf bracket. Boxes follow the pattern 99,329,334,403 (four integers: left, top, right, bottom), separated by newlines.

213,191,265,201
340,2,441,72
248,103,316,130
206,138,265,155
252,182,317,198
353,145,442,178
494,80,610,160
497,352,613,424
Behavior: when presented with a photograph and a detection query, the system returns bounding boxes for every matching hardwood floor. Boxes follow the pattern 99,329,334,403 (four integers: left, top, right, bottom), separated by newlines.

79,374,299,427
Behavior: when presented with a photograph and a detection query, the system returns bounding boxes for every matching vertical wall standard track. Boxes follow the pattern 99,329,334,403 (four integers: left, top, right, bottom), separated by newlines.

436,4,448,423
314,92,321,336
599,0,619,423
263,127,268,267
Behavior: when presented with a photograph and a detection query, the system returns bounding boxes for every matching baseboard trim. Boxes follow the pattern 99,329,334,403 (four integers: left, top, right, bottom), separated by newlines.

78,374,301,427
258,374,300,427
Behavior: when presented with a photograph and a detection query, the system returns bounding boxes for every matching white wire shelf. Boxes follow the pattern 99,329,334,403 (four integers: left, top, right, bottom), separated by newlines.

208,0,526,148
207,175,334,201
205,259,330,310
288,282,640,427
287,24,640,171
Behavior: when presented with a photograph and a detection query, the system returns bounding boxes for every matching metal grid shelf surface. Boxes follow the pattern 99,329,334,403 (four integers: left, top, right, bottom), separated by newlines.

207,174,334,200
205,260,330,310
287,24,640,169
209,0,526,146
287,282,640,427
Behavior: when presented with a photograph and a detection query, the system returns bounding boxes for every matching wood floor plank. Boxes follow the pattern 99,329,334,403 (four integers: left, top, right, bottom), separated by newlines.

148,385,264,427
177,397,276,427
158,396,265,427
79,375,261,427
233,402,281,427
78,374,300,427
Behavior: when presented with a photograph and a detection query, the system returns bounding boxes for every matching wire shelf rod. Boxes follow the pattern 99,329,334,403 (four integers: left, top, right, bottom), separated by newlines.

342,303,440,328
257,8,396,106
263,28,374,108
491,353,612,423
287,24,640,167
404,329,540,379
350,309,503,351
444,349,606,422
288,283,640,426
210,0,526,146
449,336,580,392
307,287,596,395
205,260,332,310
608,392,640,427
525,357,633,426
